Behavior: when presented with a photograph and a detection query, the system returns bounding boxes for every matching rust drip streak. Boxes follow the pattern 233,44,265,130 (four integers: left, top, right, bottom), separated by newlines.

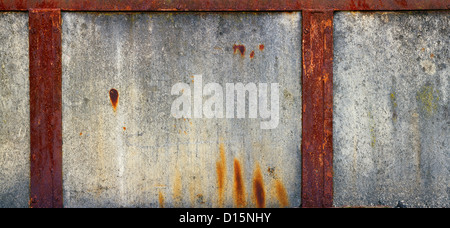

253,164,265,208
159,191,165,208
275,180,289,208
29,9,63,208
216,143,226,207
233,159,246,208
301,10,333,208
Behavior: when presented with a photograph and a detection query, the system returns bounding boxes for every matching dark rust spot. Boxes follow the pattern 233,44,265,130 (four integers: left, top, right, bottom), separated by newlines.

109,89,119,111
275,180,289,207
216,143,226,207
250,50,255,59
253,164,265,208
259,44,265,51
233,158,246,208
233,44,246,57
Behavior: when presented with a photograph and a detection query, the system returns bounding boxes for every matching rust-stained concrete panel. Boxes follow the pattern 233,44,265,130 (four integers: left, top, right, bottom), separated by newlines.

333,11,449,208
0,12,29,208
62,12,302,208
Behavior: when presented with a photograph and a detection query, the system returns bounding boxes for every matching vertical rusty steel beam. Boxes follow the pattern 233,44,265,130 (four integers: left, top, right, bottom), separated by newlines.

29,9,63,208
302,10,334,208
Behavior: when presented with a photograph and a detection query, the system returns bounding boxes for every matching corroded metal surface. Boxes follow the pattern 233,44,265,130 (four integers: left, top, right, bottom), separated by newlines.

0,0,448,11
29,9,63,208
301,10,333,208
0,12,29,208
62,12,302,208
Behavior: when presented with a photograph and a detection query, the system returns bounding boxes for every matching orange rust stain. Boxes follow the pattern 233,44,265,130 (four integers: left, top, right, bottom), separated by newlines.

173,170,182,207
216,143,226,207
233,44,246,57
323,73,330,84
109,89,119,111
275,180,289,207
324,18,332,28
259,44,265,51
233,158,246,208
123,127,126,131
430,53,435,58
79,132,82,136
159,191,165,208
253,164,265,208
249,51,255,59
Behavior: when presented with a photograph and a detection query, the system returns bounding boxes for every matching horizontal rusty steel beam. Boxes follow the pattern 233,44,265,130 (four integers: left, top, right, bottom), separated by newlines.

0,0,449,11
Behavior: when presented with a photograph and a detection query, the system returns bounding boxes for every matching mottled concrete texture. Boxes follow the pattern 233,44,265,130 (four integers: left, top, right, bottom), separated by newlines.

0,12,29,208
334,11,449,208
62,12,302,208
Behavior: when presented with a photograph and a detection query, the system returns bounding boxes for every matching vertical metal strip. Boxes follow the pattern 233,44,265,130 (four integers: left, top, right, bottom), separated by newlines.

302,10,334,208
29,9,63,208
322,11,334,208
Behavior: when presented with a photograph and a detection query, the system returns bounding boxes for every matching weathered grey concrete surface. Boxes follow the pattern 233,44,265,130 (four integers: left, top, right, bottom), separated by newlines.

0,12,29,208
62,12,302,208
333,11,449,208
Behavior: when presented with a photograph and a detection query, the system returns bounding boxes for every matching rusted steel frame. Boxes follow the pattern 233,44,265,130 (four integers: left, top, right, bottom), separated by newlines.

29,8,63,208
301,10,333,208
0,0,449,11
1,0,443,210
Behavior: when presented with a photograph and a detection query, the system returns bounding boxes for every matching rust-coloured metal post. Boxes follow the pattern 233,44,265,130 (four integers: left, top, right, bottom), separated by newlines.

301,10,334,208
29,8,63,208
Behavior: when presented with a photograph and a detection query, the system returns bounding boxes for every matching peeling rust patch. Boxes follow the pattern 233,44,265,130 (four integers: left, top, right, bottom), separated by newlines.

233,44,246,57
253,164,265,208
216,142,226,207
233,158,246,208
109,88,119,111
